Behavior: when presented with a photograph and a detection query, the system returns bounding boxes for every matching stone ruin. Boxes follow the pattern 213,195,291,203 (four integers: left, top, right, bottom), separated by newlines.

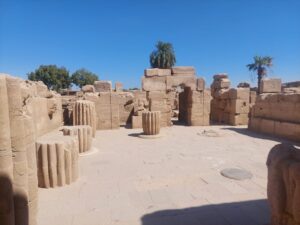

249,79,300,142
210,74,251,125
1,69,300,225
267,143,300,225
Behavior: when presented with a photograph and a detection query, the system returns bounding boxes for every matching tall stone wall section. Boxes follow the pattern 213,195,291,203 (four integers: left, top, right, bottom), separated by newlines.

210,74,250,125
249,93,300,142
267,143,300,225
85,92,120,130
0,74,63,225
179,87,212,126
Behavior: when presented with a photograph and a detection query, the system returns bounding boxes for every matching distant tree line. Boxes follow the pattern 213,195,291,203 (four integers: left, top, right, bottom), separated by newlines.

28,65,99,91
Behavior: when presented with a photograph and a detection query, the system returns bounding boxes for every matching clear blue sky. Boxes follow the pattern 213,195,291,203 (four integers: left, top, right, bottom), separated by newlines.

1,0,299,88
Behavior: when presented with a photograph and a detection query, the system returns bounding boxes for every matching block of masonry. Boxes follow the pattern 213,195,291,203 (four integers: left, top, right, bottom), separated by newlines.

36,134,79,188
73,100,97,137
142,111,160,135
0,75,14,225
267,143,300,225
62,125,92,153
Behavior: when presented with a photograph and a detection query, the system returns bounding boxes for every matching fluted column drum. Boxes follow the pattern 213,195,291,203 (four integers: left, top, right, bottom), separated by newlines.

36,135,79,188
73,100,97,137
142,111,160,135
63,125,92,153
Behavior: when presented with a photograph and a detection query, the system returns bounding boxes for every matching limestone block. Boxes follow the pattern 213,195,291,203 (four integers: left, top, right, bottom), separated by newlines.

197,78,205,91
171,66,195,75
94,81,112,92
82,85,95,93
132,115,143,129
63,125,93,153
142,77,167,91
73,100,97,137
267,143,300,225
115,82,123,92
260,78,282,93
211,78,231,89
274,121,300,142
36,134,79,188
226,99,250,114
142,111,160,135
144,68,171,77
0,75,14,225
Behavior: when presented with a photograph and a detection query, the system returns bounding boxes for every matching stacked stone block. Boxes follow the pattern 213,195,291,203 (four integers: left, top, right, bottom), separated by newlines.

260,78,282,94
249,92,300,142
94,80,112,92
179,84,212,126
142,111,160,135
148,91,172,127
267,143,300,225
85,93,120,130
36,134,79,188
210,74,250,125
117,92,134,125
131,91,149,128
115,82,123,92
63,125,92,153
73,100,97,136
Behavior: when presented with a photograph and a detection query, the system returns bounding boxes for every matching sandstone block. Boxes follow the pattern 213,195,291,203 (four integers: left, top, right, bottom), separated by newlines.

166,75,196,90
82,85,95,93
94,81,112,92
115,82,123,92
132,115,143,129
228,88,250,100
142,77,167,91
197,78,205,91
171,66,195,75
260,78,282,93
144,68,171,77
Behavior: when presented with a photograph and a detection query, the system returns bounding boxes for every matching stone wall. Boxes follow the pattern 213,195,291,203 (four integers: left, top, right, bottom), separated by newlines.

210,74,250,125
0,74,63,225
249,92,300,142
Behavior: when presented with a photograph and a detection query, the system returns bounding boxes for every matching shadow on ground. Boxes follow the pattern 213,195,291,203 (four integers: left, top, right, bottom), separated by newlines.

221,127,291,143
141,199,270,225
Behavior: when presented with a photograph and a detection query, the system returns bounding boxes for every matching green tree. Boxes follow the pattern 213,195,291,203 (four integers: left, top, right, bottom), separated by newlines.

247,56,273,92
28,65,71,91
150,41,176,69
71,68,99,88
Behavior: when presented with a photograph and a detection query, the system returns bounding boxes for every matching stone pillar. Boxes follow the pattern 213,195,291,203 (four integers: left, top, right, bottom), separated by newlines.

267,143,300,225
63,125,92,153
73,100,97,137
6,76,29,225
0,75,14,225
36,136,79,188
142,111,160,135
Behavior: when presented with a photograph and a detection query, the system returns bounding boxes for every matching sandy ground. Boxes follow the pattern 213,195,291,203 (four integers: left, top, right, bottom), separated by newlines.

37,125,283,225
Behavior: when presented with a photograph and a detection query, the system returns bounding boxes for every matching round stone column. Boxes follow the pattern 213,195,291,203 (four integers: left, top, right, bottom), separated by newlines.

142,111,160,135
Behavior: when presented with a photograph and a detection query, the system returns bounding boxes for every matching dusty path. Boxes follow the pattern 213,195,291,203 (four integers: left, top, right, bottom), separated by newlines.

38,125,280,225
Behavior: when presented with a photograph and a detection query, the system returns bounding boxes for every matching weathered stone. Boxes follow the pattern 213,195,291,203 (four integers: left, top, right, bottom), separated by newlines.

82,85,95,93
260,78,282,93
73,100,97,137
171,66,195,75
62,125,93,153
142,111,160,135
144,68,171,77
36,134,79,188
115,82,123,92
142,77,166,91
94,81,112,92
267,143,300,225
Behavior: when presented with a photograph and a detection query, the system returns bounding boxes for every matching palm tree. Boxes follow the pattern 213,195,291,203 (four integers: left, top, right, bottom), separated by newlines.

247,56,273,93
150,41,176,69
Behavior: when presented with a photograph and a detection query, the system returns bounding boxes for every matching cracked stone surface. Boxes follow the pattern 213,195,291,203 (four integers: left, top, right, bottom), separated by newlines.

37,125,285,225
